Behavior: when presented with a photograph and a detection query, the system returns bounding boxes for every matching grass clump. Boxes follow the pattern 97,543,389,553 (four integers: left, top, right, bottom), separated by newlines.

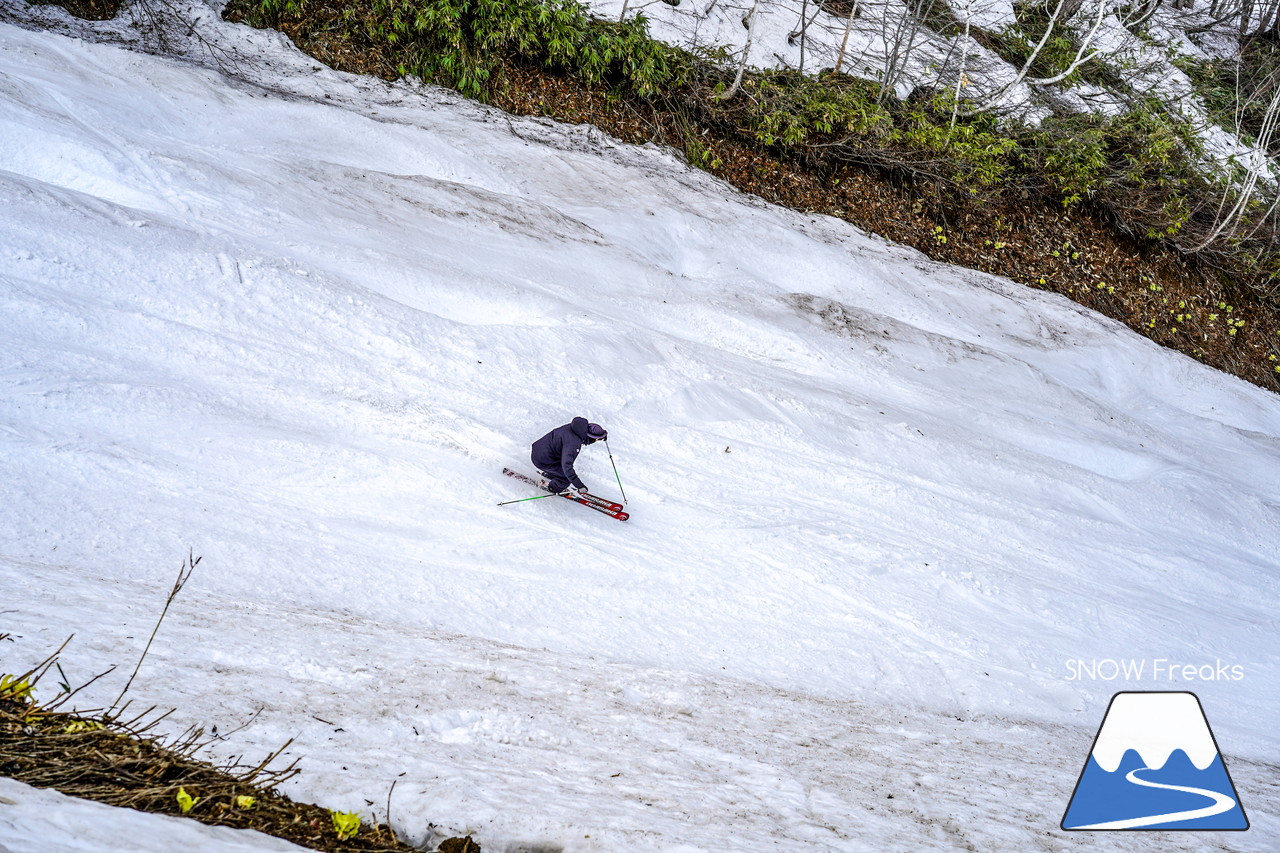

0,560,476,852
0,688,432,852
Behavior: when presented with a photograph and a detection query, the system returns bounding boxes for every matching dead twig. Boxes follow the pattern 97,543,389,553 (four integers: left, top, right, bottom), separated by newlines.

109,552,200,713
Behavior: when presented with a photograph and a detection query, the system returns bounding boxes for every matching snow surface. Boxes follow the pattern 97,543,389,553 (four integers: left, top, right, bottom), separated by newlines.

1,1,1278,850
0,776,310,853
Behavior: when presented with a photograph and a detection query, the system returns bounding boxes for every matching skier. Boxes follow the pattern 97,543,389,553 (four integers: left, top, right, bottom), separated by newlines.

532,417,608,496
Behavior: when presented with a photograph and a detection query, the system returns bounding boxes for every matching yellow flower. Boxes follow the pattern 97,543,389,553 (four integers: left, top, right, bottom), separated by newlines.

331,811,361,841
0,675,33,700
63,720,103,733
176,787,199,814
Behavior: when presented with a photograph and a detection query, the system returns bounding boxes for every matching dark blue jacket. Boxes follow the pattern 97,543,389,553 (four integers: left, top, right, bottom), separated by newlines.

531,417,590,490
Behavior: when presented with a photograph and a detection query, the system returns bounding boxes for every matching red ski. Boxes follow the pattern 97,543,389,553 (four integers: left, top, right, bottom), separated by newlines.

502,468,629,521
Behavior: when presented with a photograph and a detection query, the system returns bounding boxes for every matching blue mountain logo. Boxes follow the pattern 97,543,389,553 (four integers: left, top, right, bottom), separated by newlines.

1062,691,1248,830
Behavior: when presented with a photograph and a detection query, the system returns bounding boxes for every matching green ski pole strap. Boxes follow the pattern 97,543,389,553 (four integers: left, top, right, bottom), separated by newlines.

497,491,563,507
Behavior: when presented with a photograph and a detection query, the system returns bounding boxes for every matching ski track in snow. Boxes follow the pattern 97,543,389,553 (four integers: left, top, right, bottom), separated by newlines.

1,2,1278,850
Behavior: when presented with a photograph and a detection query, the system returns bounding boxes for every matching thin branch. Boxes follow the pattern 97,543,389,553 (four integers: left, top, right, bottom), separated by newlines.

46,663,119,712
9,635,74,690
109,552,200,713
385,779,399,844
716,0,761,100
239,737,296,786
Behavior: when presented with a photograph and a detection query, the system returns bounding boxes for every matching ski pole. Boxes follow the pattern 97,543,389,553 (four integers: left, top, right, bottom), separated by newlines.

604,438,627,505
497,491,564,507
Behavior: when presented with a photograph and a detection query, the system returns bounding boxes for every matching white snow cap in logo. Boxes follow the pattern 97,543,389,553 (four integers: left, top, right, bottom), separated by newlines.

1092,692,1219,772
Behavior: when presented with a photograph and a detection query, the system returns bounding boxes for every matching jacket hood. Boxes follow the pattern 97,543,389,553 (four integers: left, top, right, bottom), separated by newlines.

570,417,590,440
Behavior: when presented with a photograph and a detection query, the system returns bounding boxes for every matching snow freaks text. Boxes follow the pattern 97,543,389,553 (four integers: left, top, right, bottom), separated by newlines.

1064,659,1245,682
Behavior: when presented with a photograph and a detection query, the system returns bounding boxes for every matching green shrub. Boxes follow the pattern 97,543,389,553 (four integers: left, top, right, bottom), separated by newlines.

734,72,894,148
896,101,1017,188
1022,115,1108,205
258,0,678,99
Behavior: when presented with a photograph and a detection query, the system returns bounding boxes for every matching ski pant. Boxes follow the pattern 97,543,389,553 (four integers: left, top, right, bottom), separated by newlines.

533,459,571,492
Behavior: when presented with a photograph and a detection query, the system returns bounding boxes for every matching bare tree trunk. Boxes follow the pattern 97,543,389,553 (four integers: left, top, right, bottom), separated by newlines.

1059,0,1087,18
1260,0,1280,34
1241,0,1257,36
1193,54,1280,249
951,11,972,127
881,0,930,101
1130,0,1164,27
835,1,859,74
957,0,1109,115
717,0,761,100
799,0,809,73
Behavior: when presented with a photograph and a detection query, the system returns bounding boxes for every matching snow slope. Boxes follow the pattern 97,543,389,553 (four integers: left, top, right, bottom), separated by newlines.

0,776,311,853
1,2,1278,850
